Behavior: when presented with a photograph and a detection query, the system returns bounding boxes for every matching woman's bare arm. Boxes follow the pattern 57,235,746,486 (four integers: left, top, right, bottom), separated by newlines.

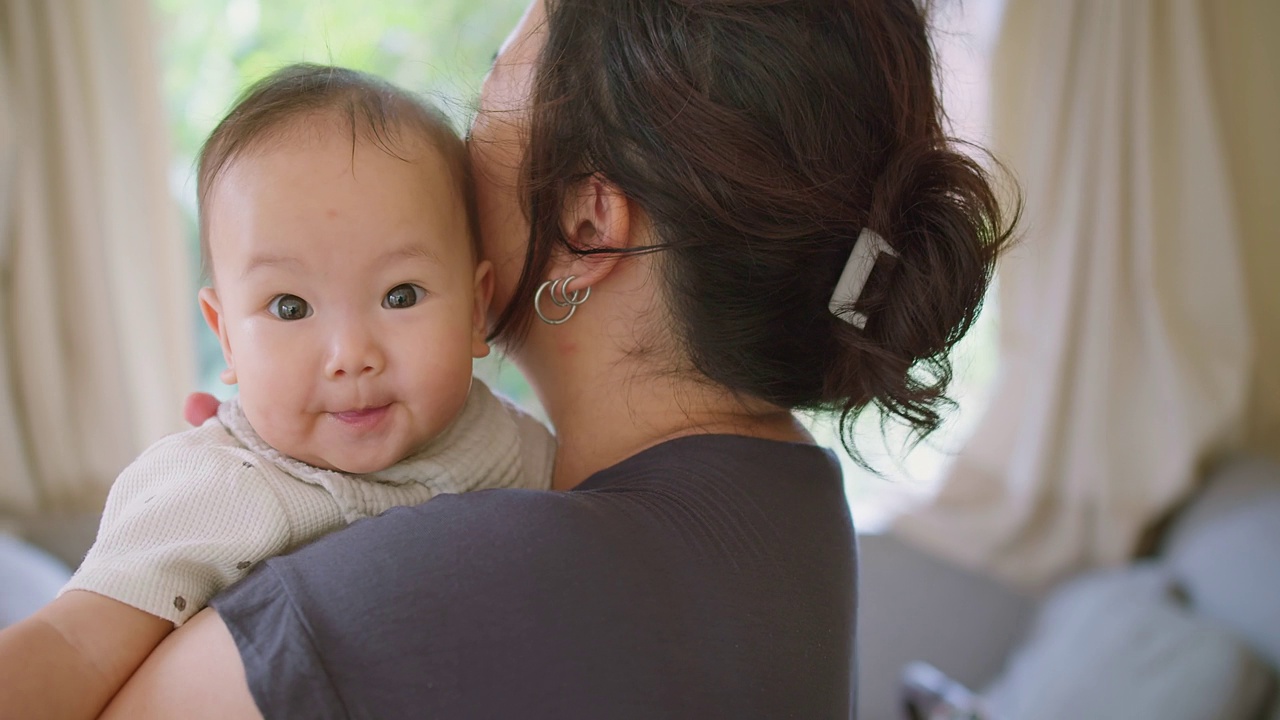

0,591,171,720
100,607,260,719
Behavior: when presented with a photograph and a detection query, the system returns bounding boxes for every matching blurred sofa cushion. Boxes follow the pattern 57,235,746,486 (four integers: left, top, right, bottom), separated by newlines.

0,534,71,628
983,563,1275,720
1162,454,1280,668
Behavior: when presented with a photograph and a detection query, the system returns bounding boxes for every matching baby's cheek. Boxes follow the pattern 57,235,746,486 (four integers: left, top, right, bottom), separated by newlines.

410,361,475,434
240,393,308,455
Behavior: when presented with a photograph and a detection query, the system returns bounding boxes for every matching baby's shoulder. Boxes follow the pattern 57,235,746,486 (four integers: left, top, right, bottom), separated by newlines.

129,416,266,475
108,418,292,512
476,383,555,489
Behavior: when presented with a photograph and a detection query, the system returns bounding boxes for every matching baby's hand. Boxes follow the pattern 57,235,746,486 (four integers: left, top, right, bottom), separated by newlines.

184,393,221,426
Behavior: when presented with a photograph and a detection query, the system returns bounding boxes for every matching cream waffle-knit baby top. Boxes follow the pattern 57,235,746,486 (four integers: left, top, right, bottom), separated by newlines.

62,380,553,625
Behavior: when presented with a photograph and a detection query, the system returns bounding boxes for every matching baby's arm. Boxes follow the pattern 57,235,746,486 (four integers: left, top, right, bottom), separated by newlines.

0,429,294,719
0,590,171,720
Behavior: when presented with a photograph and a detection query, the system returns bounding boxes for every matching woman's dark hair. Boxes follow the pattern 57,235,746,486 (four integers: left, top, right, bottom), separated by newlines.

492,0,1018,463
197,64,478,279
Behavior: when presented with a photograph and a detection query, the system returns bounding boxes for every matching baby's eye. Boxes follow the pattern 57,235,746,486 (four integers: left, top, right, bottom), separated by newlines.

383,284,426,310
268,294,312,321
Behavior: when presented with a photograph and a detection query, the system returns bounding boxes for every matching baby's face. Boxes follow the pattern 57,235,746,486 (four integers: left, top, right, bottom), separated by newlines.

200,126,491,474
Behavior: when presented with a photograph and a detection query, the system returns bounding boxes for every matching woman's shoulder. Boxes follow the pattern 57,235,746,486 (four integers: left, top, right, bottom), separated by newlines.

382,433,848,555
210,434,857,719
575,432,844,492
238,433,850,604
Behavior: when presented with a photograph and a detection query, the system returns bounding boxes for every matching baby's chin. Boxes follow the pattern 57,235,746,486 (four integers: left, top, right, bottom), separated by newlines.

261,433,414,475
295,447,407,475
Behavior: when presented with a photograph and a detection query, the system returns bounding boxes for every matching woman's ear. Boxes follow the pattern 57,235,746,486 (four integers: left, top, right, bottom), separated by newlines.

471,260,495,358
198,287,238,385
556,174,631,296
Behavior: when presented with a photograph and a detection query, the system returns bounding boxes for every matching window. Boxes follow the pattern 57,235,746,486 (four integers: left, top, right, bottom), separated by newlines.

153,0,1004,528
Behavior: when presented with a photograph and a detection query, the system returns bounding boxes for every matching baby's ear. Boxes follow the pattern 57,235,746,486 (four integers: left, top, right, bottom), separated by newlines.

471,260,495,359
198,287,237,385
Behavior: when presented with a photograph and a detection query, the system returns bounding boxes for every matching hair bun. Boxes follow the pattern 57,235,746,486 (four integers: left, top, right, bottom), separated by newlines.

824,138,1017,457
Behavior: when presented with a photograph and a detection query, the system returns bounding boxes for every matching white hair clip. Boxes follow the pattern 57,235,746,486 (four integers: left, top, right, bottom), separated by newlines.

828,228,897,329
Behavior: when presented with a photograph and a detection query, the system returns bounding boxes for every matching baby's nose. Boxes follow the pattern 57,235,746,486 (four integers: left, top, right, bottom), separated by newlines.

325,321,384,378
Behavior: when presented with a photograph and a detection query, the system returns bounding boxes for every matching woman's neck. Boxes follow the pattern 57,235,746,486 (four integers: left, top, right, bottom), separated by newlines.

506,251,812,491
537,363,811,491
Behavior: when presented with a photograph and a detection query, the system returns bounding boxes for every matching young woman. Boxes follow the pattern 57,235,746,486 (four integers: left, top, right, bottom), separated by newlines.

105,1,1012,717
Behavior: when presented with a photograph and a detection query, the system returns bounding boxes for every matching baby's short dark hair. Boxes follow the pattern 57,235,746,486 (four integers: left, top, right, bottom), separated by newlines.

196,63,477,280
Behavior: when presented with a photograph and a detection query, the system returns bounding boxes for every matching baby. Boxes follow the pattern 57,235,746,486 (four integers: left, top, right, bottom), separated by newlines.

0,64,553,717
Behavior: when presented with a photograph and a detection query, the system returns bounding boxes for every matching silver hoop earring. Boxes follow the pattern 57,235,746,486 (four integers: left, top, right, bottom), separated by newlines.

534,275,592,325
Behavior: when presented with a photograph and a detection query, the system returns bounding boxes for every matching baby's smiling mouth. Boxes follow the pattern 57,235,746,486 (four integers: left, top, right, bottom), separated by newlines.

329,404,392,428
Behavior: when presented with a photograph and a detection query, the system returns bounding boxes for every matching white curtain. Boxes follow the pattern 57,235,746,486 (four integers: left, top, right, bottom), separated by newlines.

1202,1,1280,457
893,0,1258,591
0,0,193,517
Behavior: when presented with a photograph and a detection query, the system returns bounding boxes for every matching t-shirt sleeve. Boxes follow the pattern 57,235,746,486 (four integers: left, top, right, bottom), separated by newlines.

61,430,293,625
210,562,352,719
210,490,566,718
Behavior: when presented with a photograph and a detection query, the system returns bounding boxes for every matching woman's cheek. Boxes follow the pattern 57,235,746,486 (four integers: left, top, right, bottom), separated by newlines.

469,136,528,317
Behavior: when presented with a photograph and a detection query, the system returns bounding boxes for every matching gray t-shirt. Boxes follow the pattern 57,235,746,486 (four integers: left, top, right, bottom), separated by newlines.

211,434,858,719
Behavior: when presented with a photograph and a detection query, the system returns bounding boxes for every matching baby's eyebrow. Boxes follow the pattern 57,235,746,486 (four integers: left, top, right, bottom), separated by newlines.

241,253,303,280
377,244,442,268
